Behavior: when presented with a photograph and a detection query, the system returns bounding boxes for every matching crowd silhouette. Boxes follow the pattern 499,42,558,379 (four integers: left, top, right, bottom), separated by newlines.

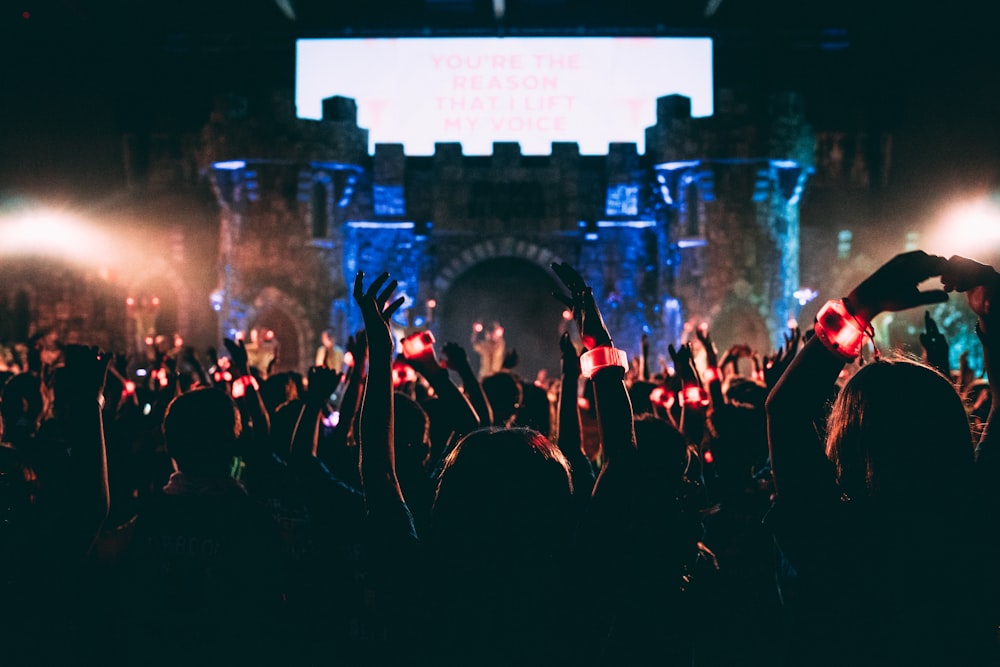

1,251,999,665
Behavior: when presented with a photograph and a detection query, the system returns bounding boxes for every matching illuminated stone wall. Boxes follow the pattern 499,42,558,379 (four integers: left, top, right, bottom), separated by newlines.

203,89,812,375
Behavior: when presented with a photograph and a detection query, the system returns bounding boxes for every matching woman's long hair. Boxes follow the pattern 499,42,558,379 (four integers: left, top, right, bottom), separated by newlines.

825,356,975,506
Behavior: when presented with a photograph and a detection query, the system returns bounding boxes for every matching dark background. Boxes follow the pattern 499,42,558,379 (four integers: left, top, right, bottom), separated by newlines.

2,1,999,235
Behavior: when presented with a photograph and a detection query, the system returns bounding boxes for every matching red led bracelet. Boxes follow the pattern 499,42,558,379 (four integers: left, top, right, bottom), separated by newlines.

680,385,710,408
401,330,436,359
579,345,629,379
702,366,721,384
231,375,259,398
813,299,872,361
392,361,418,387
649,386,676,410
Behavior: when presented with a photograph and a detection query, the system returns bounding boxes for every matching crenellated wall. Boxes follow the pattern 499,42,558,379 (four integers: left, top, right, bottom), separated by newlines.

202,89,812,376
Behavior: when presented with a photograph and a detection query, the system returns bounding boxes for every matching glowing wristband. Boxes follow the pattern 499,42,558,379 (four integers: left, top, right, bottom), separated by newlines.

392,361,417,387
401,330,436,359
231,375,259,398
579,345,628,379
813,299,872,361
702,366,721,384
649,386,676,410
680,385,710,408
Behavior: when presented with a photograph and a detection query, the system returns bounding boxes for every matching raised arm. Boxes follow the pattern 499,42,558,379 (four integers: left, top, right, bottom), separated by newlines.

328,331,366,452
54,344,113,554
224,337,270,455
289,366,343,461
556,331,595,495
402,333,482,441
441,341,494,427
767,251,949,501
353,271,410,525
552,262,637,488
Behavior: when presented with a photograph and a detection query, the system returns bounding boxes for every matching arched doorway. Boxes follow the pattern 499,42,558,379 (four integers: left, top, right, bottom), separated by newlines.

435,257,566,382
248,306,301,375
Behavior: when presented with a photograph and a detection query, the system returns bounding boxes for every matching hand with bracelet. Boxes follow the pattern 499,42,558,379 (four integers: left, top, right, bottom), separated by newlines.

814,250,949,362
551,262,626,378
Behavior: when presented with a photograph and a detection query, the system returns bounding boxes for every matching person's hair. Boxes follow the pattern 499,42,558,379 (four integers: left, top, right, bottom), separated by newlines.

431,427,572,558
825,356,974,504
162,388,241,475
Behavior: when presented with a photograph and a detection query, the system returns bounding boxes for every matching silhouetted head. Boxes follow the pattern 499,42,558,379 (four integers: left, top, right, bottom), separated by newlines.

260,372,300,417
825,356,974,506
162,388,241,476
481,371,522,426
633,413,690,483
432,427,572,559
394,391,431,468
515,381,551,436
1,373,43,443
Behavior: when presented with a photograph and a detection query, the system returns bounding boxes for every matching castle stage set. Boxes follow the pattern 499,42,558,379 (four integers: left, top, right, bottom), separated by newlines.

204,90,811,378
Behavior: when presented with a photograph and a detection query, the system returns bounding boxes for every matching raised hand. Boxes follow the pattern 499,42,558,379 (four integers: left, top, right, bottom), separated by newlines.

763,326,802,389
845,250,949,324
223,337,251,377
352,271,405,354
551,262,612,350
559,331,581,377
306,366,342,406
694,322,719,368
62,344,112,400
941,255,1000,336
919,311,950,376
441,341,472,374
668,342,701,389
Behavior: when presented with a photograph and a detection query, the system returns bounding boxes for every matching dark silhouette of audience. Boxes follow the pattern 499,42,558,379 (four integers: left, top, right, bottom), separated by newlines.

1,251,999,666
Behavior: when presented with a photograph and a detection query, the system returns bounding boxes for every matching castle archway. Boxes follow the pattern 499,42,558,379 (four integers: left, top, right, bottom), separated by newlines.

434,256,567,382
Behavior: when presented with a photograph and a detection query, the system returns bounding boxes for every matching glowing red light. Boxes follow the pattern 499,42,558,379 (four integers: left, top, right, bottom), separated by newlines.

144,336,154,346
577,397,591,410
392,361,417,387
649,386,676,409
579,346,628,379
264,330,275,341
703,366,720,383
126,297,135,306
157,369,169,388
343,351,355,367
562,309,574,321
232,379,246,398
473,322,484,333
124,381,136,394
814,299,867,360
703,450,714,464
223,371,233,382
681,385,709,407
151,297,160,306
426,299,437,309
401,330,436,358
22,11,30,19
